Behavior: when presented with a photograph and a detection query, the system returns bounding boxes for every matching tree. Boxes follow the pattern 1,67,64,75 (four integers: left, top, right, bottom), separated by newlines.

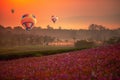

6,26,12,30
73,37,76,43
43,36,55,45
47,25,53,30
105,37,120,44
0,25,5,30
74,40,95,49
58,26,62,30
14,26,23,31
32,26,42,30
115,27,120,30
88,24,106,30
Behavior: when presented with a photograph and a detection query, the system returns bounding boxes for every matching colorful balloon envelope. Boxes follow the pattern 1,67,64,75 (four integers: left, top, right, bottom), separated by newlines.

51,15,58,23
21,14,37,31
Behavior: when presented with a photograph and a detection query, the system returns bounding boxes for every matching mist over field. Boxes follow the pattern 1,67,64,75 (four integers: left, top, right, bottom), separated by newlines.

0,24,120,48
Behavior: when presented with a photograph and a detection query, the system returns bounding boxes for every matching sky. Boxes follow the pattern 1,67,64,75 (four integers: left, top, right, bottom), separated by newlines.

0,0,120,29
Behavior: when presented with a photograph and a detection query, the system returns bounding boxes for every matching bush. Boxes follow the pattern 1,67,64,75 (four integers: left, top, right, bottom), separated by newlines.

74,40,95,49
105,37,120,44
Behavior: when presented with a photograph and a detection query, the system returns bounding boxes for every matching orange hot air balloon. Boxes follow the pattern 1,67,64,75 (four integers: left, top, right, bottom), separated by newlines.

21,14,37,31
51,15,58,23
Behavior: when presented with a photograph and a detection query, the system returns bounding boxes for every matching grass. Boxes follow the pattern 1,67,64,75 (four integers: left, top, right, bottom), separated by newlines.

0,45,74,54
0,44,97,60
0,45,83,60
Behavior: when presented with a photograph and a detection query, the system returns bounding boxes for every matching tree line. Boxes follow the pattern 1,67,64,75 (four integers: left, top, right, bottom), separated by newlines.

0,24,120,47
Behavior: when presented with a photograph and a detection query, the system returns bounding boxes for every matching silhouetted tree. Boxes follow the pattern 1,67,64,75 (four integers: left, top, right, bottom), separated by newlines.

47,25,53,29
88,24,106,30
32,26,42,30
0,25,5,30
43,36,55,45
58,26,62,30
6,26,12,30
14,26,23,30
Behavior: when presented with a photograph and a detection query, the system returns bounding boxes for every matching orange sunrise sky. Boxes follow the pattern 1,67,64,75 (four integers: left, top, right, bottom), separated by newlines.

0,0,120,29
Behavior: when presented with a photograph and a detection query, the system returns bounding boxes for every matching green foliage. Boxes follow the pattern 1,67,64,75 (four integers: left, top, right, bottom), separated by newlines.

74,40,95,49
0,46,81,60
105,37,120,44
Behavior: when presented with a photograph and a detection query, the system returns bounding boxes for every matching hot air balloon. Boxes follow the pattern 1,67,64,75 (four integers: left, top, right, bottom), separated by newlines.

51,15,58,23
21,14,37,31
11,9,14,14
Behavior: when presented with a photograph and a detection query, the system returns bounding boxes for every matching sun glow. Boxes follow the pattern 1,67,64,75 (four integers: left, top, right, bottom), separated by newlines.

0,0,120,29
9,0,35,6
10,0,28,4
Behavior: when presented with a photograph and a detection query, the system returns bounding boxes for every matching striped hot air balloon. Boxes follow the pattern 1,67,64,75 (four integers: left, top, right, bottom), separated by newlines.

21,14,37,31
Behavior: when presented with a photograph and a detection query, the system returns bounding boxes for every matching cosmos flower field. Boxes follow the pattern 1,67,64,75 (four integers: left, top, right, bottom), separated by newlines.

0,44,120,80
